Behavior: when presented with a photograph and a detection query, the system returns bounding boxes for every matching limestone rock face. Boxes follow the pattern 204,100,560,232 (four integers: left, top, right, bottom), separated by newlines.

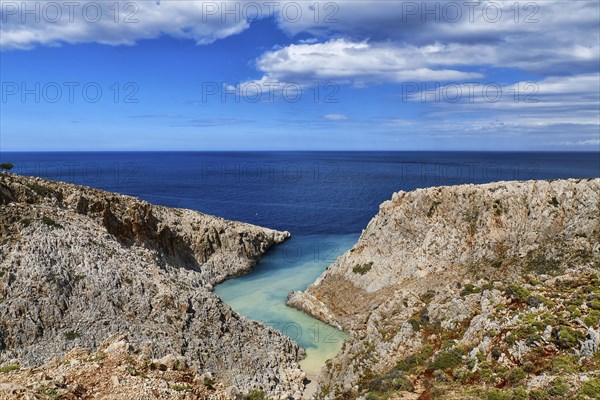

0,173,302,398
287,178,600,394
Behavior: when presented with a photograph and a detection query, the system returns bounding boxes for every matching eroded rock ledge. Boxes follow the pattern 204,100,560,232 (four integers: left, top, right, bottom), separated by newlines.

0,173,303,399
287,178,600,399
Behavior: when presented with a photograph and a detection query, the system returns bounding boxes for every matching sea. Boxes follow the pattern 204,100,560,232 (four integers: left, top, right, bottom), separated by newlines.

2,151,599,373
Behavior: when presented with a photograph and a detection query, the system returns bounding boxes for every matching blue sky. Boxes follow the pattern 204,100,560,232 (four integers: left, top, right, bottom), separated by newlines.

0,1,599,151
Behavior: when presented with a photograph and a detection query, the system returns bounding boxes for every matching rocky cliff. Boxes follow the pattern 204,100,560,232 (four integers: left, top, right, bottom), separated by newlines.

288,178,600,399
0,173,305,399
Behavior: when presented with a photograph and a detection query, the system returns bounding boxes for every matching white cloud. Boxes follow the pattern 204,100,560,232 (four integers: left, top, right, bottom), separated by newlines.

0,0,251,50
371,73,600,146
404,74,600,127
4,0,598,84
323,114,347,120
274,0,600,74
253,39,484,85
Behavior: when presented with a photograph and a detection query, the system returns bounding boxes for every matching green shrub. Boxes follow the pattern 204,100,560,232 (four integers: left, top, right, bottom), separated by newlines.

548,378,569,397
505,284,531,301
41,216,63,229
523,361,535,373
442,340,458,350
367,371,414,393
552,327,586,349
507,367,527,384
429,348,464,371
551,354,579,373
0,364,19,373
352,262,373,275
492,199,504,216
583,314,599,327
395,355,417,372
407,318,420,332
203,377,216,390
19,218,32,227
526,296,544,308
395,344,434,373
0,163,13,171
511,387,529,400
245,390,266,400
418,344,435,363
427,201,441,217
580,377,600,398
460,284,481,297
27,182,54,197
484,388,512,400
171,384,190,392
420,290,435,303
529,389,549,400
526,256,560,275
64,331,80,340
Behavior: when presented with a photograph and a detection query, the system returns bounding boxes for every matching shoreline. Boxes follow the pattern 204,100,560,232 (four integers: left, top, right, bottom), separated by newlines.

214,233,357,381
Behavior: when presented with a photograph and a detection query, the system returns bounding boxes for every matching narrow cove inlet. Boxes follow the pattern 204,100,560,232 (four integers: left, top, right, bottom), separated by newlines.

1,0,599,397
214,233,359,375
2,153,599,399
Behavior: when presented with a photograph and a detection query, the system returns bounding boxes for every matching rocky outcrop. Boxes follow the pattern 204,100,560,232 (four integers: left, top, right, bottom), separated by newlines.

0,173,304,399
0,334,231,400
287,178,600,398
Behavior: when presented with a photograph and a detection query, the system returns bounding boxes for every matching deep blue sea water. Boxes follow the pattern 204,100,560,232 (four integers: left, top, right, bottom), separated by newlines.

2,151,599,372
1,152,598,234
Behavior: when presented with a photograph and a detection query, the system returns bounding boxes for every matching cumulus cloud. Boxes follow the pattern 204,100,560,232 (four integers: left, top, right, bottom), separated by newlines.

252,39,484,85
247,0,599,87
274,0,600,74
0,0,251,50
4,0,598,82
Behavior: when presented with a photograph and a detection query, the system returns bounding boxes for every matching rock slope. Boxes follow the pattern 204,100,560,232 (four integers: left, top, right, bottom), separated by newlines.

0,173,305,399
0,334,231,400
287,178,600,399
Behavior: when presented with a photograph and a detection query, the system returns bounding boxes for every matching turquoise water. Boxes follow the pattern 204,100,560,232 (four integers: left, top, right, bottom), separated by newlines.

214,233,359,373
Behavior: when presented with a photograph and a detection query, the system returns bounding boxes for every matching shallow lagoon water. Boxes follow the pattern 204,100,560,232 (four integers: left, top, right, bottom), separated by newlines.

214,233,359,374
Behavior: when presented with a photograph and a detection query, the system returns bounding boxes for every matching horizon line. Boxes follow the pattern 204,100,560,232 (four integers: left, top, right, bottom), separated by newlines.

2,149,599,154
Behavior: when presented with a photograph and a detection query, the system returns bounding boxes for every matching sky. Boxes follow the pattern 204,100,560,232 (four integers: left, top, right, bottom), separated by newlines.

0,0,599,151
